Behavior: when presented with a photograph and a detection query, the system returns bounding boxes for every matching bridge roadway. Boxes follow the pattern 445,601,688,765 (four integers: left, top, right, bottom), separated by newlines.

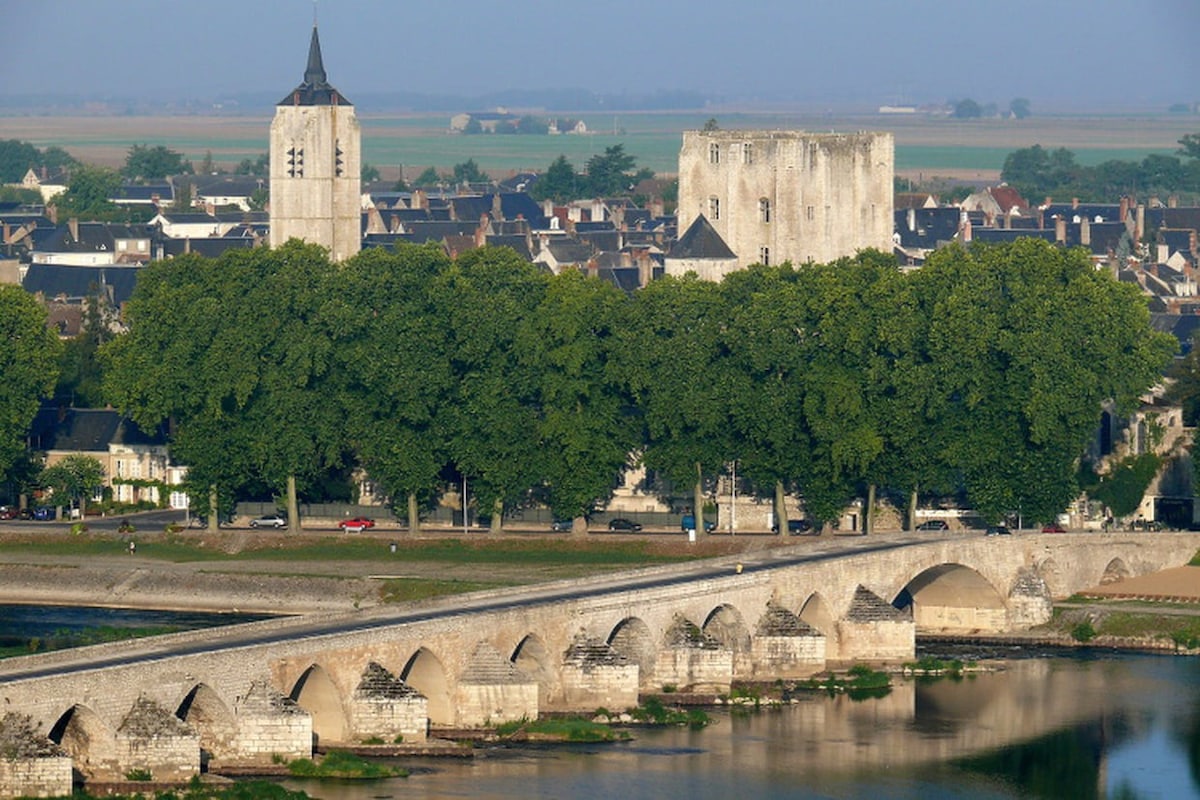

0,530,1197,793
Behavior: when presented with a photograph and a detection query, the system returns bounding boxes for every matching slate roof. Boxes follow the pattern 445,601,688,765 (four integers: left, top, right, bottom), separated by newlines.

362,233,414,249
486,234,534,261
1151,312,1200,354
160,238,254,259
1042,204,1121,226
544,237,594,264
894,207,960,250
23,264,141,305
402,221,479,244
575,229,620,253
278,26,351,106
1157,208,1200,231
669,215,735,259
192,176,264,197
845,586,910,622
113,184,172,203
28,406,166,453
495,192,546,224
36,222,116,254
597,266,644,293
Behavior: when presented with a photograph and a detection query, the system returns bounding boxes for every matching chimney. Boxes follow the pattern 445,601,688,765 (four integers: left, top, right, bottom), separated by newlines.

1072,197,1079,210
68,217,78,242
1080,216,1091,247
1055,216,1066,243
492,194,503,220
907,207,916,232
1136,204,1145,242
1169,195,1179,209
959,212,972,242
2,223,8,245
412,189,427,210
1120,196,1129,222
638,252,651,289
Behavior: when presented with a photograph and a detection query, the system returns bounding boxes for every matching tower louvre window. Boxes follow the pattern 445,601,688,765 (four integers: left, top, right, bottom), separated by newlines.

335,140,344,177
287,145,304,177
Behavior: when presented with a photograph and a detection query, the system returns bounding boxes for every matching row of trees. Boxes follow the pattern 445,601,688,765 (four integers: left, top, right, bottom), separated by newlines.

98,238,1171,534
1000,135,1200,204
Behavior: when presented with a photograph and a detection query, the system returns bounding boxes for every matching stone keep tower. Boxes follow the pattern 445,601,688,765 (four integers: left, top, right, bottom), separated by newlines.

269,25,361,263
675,130,893,277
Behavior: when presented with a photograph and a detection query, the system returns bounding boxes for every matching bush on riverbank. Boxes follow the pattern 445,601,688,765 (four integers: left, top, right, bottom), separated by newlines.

286,750,406,779
495,716,630,742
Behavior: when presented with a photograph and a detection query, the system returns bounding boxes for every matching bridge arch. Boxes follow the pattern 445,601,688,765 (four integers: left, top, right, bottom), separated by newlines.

703,604,751,677
401,647,452,727
290,664,348,745
608,617,656,687
1101,558,1131,585
512,634,557,707
176,683,236,769
894,563,1007,633
48,704,114,782
799,592,839,656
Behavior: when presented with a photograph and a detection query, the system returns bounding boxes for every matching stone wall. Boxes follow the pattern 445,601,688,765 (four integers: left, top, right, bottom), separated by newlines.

0,757,72,799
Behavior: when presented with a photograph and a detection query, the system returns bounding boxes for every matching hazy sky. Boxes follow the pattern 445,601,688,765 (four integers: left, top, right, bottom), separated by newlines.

3,0,1199,110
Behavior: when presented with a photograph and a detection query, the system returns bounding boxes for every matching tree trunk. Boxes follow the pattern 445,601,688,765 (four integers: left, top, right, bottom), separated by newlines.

208,484,219,533
694,463,707,535
907,486,918,532
286,474,299,534
774,480,787,536
572,515,587,537
490,497,503,534
865,483,876,536
408,492,420,534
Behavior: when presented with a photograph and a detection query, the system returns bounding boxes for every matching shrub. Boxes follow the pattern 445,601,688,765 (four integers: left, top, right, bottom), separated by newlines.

125,768,152,781
1071,621,1097,642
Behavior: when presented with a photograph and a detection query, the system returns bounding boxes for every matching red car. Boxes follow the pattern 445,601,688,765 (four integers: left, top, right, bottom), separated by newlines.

338,516,375,533
1042,523,1066,533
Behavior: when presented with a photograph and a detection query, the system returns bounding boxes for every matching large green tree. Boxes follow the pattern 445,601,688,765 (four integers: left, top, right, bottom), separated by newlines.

922,239,1175,523
616,274,734,534
519,269,639,528
104,242,343,532
530,155,580,204
52,165,128,222
39,454,103,517
584,144,651,198
123,144,191,181
0,286,61,483
438,246,549,530
334,243,455,530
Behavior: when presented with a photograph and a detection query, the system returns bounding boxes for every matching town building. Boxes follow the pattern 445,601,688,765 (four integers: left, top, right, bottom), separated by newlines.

269,25,361,263
673,130,894,277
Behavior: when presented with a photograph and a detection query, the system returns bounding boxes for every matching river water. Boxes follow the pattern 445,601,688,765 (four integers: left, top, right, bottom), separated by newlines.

282,651,1200,800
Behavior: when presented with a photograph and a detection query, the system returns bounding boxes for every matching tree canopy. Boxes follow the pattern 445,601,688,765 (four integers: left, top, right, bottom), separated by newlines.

0,286,61,484
100,239,1171,531
122,144,192,182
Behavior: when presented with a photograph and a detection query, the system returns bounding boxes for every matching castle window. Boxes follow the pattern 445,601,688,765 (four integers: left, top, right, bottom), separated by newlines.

709,196,720,220
709,143,720,165
743,142,753,164
805,205,815,221
759,198,771,223
759,246,770,266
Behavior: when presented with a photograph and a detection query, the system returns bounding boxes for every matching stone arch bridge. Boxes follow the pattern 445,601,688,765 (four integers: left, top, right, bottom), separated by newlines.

0,532,1196,796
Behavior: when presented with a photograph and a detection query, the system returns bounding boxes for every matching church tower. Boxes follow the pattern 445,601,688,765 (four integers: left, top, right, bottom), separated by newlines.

269,25,361,262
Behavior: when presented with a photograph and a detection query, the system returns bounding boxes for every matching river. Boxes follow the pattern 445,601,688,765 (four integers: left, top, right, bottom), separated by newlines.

281,651,1200,800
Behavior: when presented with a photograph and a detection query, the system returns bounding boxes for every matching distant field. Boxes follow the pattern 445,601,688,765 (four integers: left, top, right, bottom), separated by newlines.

3,111,1197,182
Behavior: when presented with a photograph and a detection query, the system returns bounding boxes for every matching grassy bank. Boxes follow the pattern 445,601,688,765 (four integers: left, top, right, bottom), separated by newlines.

1045,598,1200,650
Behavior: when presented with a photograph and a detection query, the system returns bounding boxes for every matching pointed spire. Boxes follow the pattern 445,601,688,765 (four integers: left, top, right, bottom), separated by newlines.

304,25,327,88
278,22,350,107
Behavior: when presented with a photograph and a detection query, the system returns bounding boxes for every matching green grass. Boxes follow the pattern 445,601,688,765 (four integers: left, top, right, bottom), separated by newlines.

0,534,694,567
494,716,630,742
377,577,509,603
0,624,187,660
286,750,406,780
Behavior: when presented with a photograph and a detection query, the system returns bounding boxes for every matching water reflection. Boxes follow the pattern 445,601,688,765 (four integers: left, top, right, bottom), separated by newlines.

281,654,1200,799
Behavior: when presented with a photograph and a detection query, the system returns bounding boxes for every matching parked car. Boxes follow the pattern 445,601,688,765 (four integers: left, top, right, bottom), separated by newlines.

337,516,375,532
916,520,950,531
30,507,55,521
550,519,574,532
985,525,1011,536
608,518,643,532
0,506,18,520
249,513,287,529
1041,523,1066,533
772,519,815,535
680,514,716,533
